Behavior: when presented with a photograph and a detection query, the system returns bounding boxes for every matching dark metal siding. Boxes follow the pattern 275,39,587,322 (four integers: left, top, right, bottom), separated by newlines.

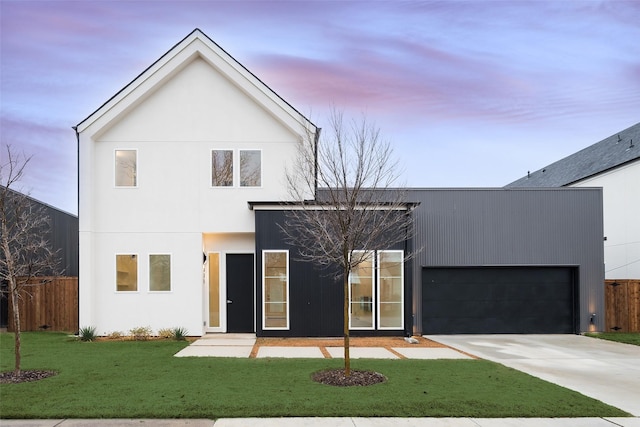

408,188,604,333
254,210,412,337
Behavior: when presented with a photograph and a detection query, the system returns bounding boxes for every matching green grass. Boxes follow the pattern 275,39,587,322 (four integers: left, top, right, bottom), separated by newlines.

0,332,629,419
585,332,640,346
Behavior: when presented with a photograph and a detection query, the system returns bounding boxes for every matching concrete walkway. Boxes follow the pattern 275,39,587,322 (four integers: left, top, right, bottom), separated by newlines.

174,334,471,360
2,417,640,426
427,335,640,417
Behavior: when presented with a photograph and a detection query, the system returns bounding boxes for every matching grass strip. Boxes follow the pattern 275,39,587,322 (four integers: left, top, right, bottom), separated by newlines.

0,332,628,419
584,332,640,346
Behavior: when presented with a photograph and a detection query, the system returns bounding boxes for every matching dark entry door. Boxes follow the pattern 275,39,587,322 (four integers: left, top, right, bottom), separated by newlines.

226,254,255,333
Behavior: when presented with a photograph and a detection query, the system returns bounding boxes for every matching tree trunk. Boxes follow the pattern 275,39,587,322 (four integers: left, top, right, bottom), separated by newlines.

10,278,21,375
343,273,350,376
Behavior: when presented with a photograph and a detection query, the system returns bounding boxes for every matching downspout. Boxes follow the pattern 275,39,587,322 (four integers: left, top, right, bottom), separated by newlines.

72,125,80,334
72,126,79,216
313,127,321,201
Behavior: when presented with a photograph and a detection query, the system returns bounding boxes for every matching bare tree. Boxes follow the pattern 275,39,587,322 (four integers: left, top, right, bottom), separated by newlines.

282,110,414,376
1,145,61,375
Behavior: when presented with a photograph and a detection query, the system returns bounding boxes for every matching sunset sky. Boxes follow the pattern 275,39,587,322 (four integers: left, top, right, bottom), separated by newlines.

1,0,639,214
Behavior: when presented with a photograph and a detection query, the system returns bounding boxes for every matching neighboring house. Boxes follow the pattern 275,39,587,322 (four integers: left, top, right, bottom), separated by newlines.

76,29,605,337
507,122,640,281
0,187,79,329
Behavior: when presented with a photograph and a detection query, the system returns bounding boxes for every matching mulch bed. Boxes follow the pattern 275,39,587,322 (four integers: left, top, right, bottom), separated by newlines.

312,368,386,386
0,370,57,384
255,336,444,348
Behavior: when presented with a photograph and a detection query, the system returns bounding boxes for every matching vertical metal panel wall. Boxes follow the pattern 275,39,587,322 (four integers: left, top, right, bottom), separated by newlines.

254,209,413,337
408,188,604,333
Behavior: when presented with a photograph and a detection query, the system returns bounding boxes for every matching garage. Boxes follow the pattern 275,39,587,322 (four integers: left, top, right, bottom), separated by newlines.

422,267,578,334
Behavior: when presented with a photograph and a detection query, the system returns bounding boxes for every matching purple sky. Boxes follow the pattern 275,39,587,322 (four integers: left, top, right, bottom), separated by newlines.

1,0,639,215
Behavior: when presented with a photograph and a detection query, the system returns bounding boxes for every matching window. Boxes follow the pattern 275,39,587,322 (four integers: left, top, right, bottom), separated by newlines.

349,250,404,330
377,251,404,329
116,254,138,292
263,250,289,329
349,251,375,329
115,150,137,187
240,150,261,187
149,254,171,291
211,150,233,187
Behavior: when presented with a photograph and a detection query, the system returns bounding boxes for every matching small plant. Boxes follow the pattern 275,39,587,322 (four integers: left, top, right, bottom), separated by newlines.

107,331,124,340
173,326,188,341
129,326,152,341
78,326,97,342
158,328,174,339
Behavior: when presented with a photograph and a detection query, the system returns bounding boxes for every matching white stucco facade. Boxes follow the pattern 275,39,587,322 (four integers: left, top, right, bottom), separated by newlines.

571,159,640,280
77,30,315,336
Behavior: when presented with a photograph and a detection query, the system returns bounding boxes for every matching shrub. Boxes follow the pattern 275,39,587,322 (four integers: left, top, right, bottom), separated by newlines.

173,327,188,341
107,331,124,340
129,326,152,341
78,326,97,342
157,328,174,339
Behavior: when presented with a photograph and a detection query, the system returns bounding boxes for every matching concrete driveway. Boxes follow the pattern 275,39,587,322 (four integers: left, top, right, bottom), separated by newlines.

426,334,640,416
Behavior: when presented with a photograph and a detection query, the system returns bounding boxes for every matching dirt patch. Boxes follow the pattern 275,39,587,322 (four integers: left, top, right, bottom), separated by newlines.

0,370,57,384
312,368,386,386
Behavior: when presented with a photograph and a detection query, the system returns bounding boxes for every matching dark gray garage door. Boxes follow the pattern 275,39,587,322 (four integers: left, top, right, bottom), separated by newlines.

422,267,577,334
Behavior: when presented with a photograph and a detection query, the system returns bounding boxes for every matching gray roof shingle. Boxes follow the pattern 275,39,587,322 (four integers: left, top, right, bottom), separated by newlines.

506,121,640,187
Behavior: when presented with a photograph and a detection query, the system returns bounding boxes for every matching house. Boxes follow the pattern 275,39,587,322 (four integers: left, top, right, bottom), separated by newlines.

76,29,605,337
507,122,640,281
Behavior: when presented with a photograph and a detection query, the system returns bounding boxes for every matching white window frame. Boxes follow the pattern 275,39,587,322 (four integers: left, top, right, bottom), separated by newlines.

348,250,375,330
210,149,234,188
239,149,262,188
115,253,139,293
114,149,138,188
262,250,289,330
148,253,172,293
376,250,404,330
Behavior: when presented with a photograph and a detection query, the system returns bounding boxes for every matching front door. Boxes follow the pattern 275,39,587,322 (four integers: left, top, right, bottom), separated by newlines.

226,254,255,333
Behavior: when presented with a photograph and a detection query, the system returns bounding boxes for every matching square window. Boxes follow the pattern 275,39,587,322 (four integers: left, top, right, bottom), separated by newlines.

212,150,233,186
149,254,171,291
115,150,137,187
116,254,138,292
240,150,261,187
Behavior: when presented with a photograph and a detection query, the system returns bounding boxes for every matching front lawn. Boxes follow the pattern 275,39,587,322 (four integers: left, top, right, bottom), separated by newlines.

585,332,640,346
0,332,628,419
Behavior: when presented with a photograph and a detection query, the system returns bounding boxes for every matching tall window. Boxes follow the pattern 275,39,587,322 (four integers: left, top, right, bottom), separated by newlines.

115,150,137,187
240,150,261,187
211,150,233,187
149,254,171,292
378,251,404,329
349,250,404,330
349,251,374,329
263,250,289,329
116,254,138,292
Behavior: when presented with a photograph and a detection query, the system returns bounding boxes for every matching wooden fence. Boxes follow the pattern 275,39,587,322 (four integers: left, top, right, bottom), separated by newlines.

605,279,640,333
7,277,78,333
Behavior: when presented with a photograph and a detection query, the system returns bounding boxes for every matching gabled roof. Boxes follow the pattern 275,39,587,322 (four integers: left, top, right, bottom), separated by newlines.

506,122,640,187
75,28,315,137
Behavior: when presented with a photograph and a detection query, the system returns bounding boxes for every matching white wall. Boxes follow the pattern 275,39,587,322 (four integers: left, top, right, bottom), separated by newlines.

572,159,640,279
79,53,309,335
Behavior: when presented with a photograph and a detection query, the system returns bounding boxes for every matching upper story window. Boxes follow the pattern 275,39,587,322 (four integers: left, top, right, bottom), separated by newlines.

115,149,137,187
240,150,261,187
211,149,261,187
211,150,233,187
